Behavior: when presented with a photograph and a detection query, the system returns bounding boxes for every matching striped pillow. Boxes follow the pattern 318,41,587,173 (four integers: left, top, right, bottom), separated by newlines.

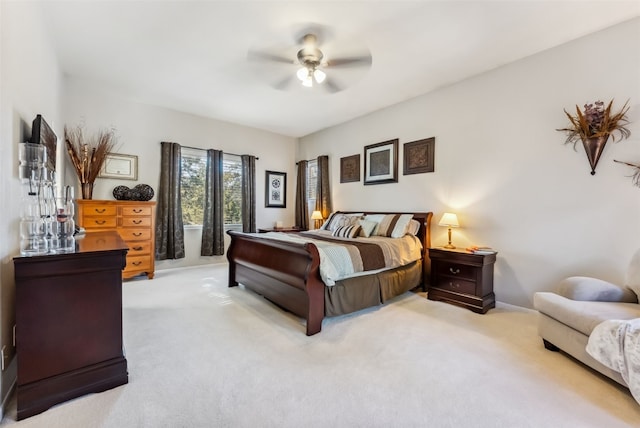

332,225,362,238
373,214,414,238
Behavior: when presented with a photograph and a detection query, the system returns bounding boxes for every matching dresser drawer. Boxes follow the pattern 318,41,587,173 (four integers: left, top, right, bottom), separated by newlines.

434,277,476,295
127,241,151,255
435,261,476,281
121,206,152,216
82,205,117,216
83,217,118,229
119,229,151,241
121,217,151,227
124,255,152,272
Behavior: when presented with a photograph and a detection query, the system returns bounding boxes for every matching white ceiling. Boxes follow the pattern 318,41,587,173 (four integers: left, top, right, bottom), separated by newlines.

39,1,640,138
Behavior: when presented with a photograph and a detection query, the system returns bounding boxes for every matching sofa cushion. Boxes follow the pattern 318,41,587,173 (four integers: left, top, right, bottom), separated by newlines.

534,292,640,336
625,248,640,299
556,277,637,303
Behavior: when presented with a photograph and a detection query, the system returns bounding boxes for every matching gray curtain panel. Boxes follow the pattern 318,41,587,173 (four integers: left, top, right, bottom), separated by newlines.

294,160,309,230
155,142,185,260
241,155,256,233
201,149,224,256
315,155,332,219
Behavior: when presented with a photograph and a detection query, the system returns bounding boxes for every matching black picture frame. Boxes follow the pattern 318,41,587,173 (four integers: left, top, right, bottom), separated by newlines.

265,170,286,208
403,137,435,175
364,139,398,185
340,154,360,183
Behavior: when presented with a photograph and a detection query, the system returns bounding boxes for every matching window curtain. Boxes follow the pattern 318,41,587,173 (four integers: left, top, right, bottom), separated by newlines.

155,142,185,260
315,155,332,219
294,160,309,230
201,149,224,256
241,155,256,233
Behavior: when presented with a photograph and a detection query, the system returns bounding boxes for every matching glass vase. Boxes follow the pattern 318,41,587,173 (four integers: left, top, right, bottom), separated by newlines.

81,182,94,200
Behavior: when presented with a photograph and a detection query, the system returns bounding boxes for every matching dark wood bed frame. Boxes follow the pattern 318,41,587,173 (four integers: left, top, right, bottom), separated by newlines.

227,211,433,335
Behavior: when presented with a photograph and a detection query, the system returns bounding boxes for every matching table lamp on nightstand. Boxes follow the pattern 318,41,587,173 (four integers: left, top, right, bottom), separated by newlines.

311,210,324,229
438,212,459,249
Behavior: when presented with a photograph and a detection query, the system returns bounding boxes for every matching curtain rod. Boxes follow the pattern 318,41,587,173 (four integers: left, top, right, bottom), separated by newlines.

165,143,259,160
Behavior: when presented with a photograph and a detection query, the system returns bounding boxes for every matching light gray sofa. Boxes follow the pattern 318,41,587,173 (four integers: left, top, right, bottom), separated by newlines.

534,250,640,387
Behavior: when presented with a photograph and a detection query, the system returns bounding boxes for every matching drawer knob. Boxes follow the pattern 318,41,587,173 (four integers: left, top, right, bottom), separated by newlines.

133,220,142,224
133,209,142,213
132,246,143,251
449,282,459,288
95,208,106,213
449,267,460,274
132,261,142,266
95,220,106,225
133,232,142,237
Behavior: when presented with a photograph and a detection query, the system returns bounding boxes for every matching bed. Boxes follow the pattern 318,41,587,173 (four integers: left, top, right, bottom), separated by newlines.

227,211,433,335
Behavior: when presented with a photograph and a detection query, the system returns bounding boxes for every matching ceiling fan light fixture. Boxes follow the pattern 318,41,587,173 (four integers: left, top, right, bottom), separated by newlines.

302,76,313,87
313,69,326,84
296,67,309,81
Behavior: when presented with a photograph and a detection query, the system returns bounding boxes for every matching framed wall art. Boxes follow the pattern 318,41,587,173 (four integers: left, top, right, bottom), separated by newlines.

364,139,398,185
403,137,435,175
265,170,286,208
99,153,138,180
340,154,360,183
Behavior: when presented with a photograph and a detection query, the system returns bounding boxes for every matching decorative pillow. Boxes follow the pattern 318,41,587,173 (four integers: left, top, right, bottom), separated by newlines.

322,213,362,232
625,248,640,299
373,214,414,238
358,219,378,238
332,225,361,238
407,219,420,236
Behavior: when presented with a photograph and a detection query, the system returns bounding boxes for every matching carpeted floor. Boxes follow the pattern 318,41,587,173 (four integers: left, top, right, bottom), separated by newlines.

2,263,640,427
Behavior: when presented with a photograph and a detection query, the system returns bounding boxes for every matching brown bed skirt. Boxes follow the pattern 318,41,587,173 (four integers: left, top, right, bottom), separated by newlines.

324,259,422,317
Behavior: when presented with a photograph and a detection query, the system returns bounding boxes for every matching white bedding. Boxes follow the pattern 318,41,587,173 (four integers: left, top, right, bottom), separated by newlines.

586,318,640,404
259,230,423,286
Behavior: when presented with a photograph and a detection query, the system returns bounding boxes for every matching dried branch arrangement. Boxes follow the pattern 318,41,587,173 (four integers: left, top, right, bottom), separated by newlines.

65,125,116,184
557,99,631,149
614,160,640,187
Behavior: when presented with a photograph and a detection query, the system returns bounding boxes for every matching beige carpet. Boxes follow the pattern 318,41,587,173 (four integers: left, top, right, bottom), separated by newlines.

2,263,639,427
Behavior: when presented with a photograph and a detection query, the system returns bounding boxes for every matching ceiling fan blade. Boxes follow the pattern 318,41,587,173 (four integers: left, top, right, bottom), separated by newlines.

273,75,297,91
247,50,294,65
326,55,372,68
322,77,342,93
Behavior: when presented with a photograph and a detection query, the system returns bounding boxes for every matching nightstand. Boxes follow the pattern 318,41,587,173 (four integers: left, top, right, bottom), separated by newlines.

257,227,305,233
427,247,497,313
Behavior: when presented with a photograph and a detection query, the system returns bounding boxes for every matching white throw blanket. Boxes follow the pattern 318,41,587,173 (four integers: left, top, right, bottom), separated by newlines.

586,318,640,404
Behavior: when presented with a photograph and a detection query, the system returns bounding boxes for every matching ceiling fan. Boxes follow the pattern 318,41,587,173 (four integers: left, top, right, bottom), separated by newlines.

248,30,372,93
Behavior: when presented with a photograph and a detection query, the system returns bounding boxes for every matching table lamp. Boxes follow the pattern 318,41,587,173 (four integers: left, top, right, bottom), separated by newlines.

438,212,459,249
311,210,324,229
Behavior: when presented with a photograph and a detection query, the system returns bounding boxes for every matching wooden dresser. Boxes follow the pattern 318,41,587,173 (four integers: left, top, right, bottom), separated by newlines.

14,231,129,420
77,200,156,279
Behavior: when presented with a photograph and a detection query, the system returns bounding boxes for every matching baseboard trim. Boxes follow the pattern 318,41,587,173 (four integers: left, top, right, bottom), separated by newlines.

1,357,18,420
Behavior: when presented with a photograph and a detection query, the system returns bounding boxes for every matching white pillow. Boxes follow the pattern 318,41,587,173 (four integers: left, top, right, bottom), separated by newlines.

322,213,363,232
358,219,378,237
625,248,640,299
407,219,420,236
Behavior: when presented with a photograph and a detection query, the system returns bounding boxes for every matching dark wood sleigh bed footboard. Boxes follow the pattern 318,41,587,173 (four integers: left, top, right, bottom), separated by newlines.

227,211,432,335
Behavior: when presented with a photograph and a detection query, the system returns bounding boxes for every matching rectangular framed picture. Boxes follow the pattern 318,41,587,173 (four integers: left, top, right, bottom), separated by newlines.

99,153,138,180
364,139,398,185
340,154,360,183
265,170,287,208
403,137,435,175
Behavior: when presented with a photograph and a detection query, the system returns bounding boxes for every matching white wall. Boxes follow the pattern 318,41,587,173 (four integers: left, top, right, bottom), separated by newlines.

0,1,64,414
299,18,640,308
62,77,298,270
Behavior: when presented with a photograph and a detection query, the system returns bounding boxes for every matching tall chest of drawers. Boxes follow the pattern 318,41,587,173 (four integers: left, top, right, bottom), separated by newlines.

77,200,156,279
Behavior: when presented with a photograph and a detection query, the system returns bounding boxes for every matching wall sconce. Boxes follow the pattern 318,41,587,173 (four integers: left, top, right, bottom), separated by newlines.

438,212,459,249
311,210,324,229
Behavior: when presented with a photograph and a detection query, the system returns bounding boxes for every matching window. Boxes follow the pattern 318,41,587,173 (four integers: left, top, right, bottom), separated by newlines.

180,149,243,227
306,159,317,214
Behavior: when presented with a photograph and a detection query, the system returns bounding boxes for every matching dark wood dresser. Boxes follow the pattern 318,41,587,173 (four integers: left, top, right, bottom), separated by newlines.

427,247,497,313
14,231,129,420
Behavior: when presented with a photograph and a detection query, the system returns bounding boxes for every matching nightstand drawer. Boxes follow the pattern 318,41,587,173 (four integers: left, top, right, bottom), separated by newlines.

121,217,151,227
436,261,476,281
119,229,151,241
83,217,118,229
434,277,476,295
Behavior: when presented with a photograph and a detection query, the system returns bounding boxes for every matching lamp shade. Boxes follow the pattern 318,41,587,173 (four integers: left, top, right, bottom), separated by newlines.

311,210,324,220
438,212,459,228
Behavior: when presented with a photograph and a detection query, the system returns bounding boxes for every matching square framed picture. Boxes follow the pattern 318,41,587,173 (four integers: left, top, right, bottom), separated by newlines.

340,154,360,183
403,137,435,175
98,153,138,180
265,170,286,208
364,139,398,185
